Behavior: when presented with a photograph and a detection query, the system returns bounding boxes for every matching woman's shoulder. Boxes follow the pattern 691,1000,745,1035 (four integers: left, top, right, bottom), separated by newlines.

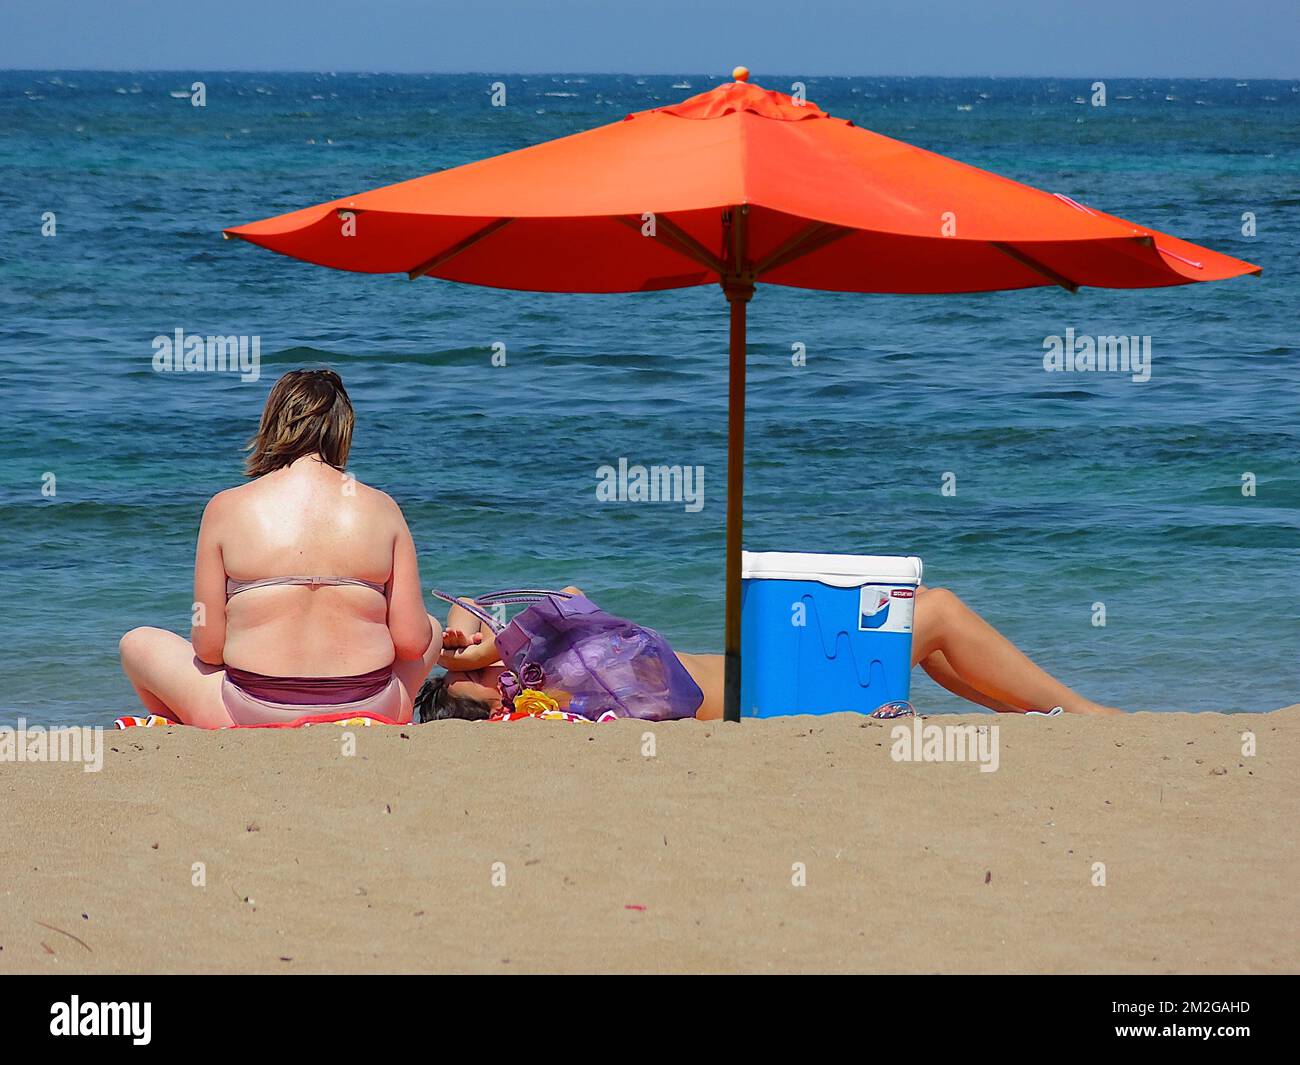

202,483,245,516
204,469,404,525
322,474,407,529
347,477,402,514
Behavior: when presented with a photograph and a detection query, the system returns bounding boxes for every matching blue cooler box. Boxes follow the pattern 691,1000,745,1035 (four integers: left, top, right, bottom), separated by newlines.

740,551,924,717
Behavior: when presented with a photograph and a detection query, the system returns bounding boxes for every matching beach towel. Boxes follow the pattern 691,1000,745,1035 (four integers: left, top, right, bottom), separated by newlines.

488,707,619,724
112,708,611,729
114,714,175,729
113,711,397,730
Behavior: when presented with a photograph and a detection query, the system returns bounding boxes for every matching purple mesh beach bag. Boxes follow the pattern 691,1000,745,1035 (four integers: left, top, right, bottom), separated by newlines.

432,589,703,722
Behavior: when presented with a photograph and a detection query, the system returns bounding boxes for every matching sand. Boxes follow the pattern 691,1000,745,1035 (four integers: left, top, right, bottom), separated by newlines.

1,706,1296,974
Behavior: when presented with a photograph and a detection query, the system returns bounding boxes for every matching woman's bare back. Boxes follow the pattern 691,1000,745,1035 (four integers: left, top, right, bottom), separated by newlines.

206,457,403,676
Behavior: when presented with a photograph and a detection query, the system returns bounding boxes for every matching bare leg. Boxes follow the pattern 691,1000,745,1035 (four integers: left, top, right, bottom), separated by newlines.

912,586,1123,715
119,627,232,728
392,614,444,722
919,650,1020,713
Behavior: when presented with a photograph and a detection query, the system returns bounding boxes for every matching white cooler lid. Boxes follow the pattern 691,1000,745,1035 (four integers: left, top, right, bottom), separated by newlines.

742,550,923,588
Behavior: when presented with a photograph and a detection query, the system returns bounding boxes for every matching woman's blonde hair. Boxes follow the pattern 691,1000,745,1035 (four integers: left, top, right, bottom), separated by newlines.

244,369,354,477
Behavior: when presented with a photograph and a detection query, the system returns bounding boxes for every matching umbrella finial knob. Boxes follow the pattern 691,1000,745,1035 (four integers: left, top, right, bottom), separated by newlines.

732,66,750,83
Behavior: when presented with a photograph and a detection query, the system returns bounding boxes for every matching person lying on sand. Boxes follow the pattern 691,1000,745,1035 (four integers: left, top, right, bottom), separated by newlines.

119,369,443,727
418,584,1123,722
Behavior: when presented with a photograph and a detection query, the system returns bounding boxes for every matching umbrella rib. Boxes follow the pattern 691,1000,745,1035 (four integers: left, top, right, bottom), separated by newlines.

615,215,725,276
407,217,515,280
754,222,853,277
990,241,1079,294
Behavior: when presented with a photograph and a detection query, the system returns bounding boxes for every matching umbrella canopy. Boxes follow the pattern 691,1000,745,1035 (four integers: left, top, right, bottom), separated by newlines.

225,71,1258,294
226,69,1260,720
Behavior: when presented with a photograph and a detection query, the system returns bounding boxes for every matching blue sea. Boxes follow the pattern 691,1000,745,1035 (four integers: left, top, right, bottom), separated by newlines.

1,71,1297,726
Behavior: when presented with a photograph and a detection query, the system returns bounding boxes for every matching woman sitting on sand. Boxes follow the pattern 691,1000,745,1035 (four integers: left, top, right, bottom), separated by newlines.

119,369,442,727
419,584,1122,722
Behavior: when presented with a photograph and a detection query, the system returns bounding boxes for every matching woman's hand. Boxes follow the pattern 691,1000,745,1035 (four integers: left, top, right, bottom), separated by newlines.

438,628,483,669
438,629,499,671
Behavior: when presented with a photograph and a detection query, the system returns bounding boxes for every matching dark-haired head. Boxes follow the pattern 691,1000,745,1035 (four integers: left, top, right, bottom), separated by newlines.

415,674,494,723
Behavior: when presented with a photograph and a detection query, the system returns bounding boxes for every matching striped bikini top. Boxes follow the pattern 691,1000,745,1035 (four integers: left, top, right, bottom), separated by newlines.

225,575,388,600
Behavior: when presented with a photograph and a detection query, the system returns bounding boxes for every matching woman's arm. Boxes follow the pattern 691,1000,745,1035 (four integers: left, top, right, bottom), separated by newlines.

439,597,501,670
191,496,228,665
386,502,434,660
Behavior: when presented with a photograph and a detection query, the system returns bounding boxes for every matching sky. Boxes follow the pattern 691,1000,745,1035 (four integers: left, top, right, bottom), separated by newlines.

1,0,1296,78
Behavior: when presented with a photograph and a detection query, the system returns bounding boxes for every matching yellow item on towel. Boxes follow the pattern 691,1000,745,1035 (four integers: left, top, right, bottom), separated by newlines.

513,689,560,716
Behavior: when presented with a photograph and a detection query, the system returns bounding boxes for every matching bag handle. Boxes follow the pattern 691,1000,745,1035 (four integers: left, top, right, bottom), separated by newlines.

474,588,574,605
428,588,575,633
428,590,500,632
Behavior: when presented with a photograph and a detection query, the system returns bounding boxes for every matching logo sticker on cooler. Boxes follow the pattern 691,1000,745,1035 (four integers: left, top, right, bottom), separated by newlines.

859,584,915,633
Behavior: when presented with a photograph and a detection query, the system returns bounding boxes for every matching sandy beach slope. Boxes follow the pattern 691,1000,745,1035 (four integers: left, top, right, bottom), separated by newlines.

1,707,1295,974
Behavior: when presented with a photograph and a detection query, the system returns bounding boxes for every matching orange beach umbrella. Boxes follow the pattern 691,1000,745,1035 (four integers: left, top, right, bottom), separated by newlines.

225,68,1260,720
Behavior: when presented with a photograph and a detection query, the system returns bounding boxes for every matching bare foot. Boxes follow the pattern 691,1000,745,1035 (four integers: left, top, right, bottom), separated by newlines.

1071,702,1126,716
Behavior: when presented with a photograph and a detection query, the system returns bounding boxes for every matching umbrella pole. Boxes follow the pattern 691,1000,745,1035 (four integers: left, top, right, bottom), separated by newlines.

722,198,754,722
722,285,749,722
722,201,754,723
